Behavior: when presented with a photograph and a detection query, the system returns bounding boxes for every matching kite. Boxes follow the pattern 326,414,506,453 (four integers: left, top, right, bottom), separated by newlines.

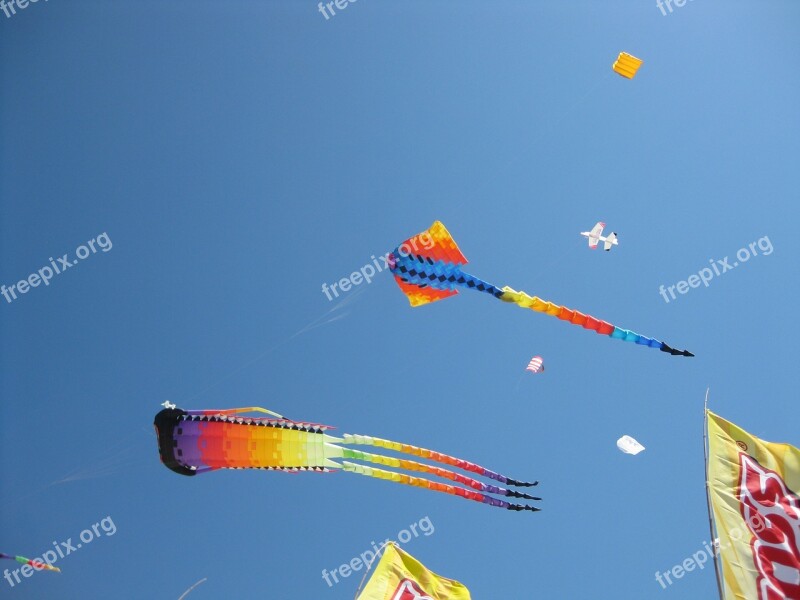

616,435,645,455
526,356,544,374
580,221,618,251
154,407,541,512
0,553,61,573
389,221,693,357
612,52,643,79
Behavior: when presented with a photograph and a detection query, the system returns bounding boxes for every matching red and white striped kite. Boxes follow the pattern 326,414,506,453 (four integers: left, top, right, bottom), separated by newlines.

525,356,544,374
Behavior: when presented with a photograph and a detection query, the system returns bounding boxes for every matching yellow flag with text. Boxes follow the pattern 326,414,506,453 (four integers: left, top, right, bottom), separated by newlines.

356,543,471,600
707,410,800,599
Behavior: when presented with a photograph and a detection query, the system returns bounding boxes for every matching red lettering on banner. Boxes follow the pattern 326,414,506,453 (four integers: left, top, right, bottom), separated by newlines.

737,453,800,599
390,578,435,600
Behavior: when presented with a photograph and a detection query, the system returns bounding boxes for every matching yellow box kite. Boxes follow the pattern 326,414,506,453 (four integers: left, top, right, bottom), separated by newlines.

356,543,471,600
706,410,800,599
612,52,643,79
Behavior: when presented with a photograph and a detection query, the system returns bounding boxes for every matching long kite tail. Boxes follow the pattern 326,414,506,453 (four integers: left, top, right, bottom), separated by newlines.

340,447,541,501
498,286,695,357
341,462,540,512
342,434,537,488
389,220,693,357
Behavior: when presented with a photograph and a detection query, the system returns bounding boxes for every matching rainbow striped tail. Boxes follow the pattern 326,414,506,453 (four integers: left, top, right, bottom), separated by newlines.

341,434,540,512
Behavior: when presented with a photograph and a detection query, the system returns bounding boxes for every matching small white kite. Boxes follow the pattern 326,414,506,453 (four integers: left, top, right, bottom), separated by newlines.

581,221,618,251
617,435,645,455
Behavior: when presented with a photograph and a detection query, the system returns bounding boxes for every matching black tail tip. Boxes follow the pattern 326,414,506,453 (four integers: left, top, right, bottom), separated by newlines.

507,504,542,512
507,478,538,487
506,490,543,501
660,344,695,357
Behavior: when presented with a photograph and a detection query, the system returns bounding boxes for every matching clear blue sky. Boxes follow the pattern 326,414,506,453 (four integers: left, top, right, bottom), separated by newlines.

1,2,798,599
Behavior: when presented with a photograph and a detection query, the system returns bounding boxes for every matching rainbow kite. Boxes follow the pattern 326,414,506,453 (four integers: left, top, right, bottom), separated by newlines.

0,553,61,573
154,407,540,512
389,221,693,357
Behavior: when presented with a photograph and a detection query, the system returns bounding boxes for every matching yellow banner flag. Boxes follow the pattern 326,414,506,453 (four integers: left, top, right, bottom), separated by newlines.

356,543,471,600
706,410,800,599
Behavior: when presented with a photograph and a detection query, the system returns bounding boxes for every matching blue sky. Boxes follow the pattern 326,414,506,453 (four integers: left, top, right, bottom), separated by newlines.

1,1,798,598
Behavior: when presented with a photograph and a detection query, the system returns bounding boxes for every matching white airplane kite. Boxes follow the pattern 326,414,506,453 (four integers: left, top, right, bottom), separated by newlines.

581,221,618,251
